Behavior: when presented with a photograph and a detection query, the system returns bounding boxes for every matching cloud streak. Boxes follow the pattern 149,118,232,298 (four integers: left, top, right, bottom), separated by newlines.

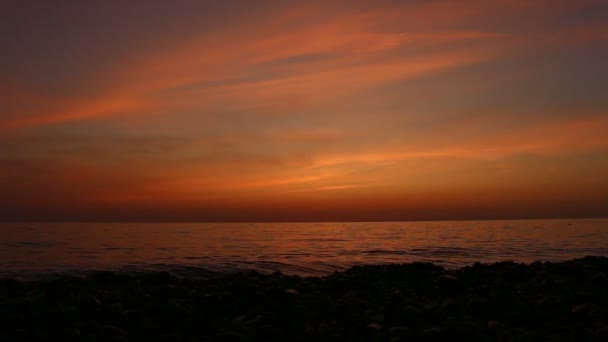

1,0,607,220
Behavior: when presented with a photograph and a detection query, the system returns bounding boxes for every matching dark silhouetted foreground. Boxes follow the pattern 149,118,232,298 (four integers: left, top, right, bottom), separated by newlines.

2,257,607,341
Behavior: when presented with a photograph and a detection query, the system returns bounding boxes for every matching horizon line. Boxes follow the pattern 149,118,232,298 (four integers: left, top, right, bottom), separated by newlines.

2,216,606,225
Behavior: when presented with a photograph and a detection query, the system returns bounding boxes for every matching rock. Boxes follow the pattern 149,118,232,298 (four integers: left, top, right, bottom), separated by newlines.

79,294,102,311
441,299,460,315
10,296,32,314
247,270,262,278
445,321,484,340
467,295,491,315
256,324,281,339
423,327,441,337
388,326,410,338
534,296,558,310
370,312,384,322
439,274,459,282
438,274,464,293
102,325,125,337
366,323,382,331
487,320,499,330
161,333,183,341
109,337,128,342
109,302,124,313
402,305,421,318
82,333,98,342
0,278,23,291
316,321,330,334
596,326,608,339
215,331,246,342
571,303,598,316
121,309,140,323
517,331,540,341
231,315,247,327
592,272,607,282
138,271,172,286
63,327,80,339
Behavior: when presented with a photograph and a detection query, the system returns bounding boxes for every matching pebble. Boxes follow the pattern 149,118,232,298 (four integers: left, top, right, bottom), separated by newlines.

102,325,125,337
592,272,607,282
571,303,597,315
388,326,410,336
366,322,382,330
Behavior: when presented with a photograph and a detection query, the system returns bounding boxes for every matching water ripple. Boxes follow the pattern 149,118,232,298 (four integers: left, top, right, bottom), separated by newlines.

0,219,606,278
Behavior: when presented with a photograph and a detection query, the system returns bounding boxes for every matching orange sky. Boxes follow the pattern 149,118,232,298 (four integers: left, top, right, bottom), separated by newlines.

1,0,607,221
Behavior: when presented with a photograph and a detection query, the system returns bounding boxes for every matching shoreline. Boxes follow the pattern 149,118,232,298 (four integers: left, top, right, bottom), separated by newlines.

2,256,607,341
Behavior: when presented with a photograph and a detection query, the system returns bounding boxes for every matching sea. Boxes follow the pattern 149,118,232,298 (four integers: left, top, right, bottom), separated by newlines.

1,219,607,279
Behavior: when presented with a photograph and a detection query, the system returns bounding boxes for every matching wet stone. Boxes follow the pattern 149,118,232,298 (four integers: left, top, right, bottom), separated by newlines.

592,272,607,282
534,296,559,310
438,274,465,293
388,326,410,338
102,325,125,337
285,289,300,295
80,294,101,309
423,327,442,337
441,299,460,315
571,303,599,316
366,322,382,331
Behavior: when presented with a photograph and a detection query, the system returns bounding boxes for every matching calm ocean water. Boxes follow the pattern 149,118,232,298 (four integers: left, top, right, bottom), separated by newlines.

1,219,607,278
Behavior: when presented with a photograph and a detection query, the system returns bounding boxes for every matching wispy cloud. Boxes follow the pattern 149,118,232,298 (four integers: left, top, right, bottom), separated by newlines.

1,2,510,130
1,0,607,220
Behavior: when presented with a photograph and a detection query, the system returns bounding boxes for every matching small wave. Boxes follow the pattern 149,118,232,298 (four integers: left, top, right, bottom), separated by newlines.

362,247,474,257
183,256,209,260
103,247,136,251
13,241,58,247
363,249,408,255
294,238,349,243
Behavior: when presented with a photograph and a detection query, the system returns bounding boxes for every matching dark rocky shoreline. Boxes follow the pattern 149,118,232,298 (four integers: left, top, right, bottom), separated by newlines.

1,257,607,341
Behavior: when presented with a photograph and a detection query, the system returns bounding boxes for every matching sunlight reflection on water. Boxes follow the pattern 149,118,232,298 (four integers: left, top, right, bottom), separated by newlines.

0,219,607,277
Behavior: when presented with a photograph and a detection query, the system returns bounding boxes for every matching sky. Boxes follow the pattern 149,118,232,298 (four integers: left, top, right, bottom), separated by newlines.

1,0,607,222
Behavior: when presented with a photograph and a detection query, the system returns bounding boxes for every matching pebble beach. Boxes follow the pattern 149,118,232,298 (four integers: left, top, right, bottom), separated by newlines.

2,256,607,341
